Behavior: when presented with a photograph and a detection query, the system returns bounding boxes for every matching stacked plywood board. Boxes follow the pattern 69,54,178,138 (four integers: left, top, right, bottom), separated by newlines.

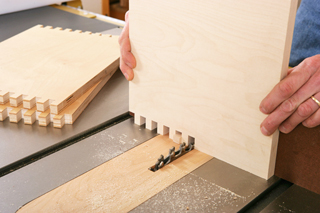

129,0,298,179
0,25,119,128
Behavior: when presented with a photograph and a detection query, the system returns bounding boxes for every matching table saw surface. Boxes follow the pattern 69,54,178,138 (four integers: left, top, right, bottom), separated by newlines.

0,5,319,213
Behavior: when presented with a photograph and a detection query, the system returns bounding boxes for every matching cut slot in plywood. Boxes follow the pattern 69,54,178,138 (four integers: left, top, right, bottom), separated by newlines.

0,25,119,114
145,118,157,130
157,123,169,135
17,135,212,212
129,0,298,179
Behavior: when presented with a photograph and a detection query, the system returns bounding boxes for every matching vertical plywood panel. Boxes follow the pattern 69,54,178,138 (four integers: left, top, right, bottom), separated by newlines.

129,0,297,179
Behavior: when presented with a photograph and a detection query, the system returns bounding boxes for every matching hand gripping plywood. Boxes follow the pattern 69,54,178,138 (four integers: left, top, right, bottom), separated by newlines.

0,25,119,114
129,0,298,179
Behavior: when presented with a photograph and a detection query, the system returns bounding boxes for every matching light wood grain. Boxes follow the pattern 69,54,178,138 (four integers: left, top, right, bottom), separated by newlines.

53,67,117,128
129,0,297,179
0,72,115,127
0,91,9,104
24,107,37,125
102,0,110,16
51,5,97,19
0,102,10,121
0,25,119,114
9,104,24,123
17,135,212,212
38,109,51,127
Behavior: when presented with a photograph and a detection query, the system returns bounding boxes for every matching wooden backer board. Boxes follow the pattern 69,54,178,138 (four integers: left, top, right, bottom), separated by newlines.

0,25,119,114
17,135,212,212
275,126,320,194
129,0,297,179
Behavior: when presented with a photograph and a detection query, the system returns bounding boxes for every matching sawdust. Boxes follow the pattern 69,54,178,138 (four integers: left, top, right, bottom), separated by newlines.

81,131,146,212
278,204,296,213
130,172,246,213
92,130,141,162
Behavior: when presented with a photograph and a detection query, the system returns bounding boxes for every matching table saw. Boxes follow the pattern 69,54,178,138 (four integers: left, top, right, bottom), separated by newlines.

0,5,320,213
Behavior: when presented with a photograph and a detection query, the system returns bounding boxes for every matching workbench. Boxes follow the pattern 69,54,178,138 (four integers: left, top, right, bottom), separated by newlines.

0,5,319,213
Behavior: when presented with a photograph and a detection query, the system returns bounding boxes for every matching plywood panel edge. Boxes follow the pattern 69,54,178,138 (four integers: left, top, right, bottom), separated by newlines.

267,0,298,179
280,0,298,81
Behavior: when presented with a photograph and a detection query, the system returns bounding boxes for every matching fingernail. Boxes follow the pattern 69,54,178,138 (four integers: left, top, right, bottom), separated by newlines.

302,121,310,128
260,126,270,136
260,106,267,114
279,125,287,133
124,73,129,80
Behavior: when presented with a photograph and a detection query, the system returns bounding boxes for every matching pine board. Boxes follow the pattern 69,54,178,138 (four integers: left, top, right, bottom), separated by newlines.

17,135,212,212
0,24,119,114
129,0,297,179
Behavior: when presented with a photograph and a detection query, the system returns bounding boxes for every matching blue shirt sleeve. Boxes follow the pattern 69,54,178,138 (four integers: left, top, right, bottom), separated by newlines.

289,0,320,67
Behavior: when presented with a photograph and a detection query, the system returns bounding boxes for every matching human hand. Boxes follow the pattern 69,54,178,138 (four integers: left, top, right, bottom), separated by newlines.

118,11,136,81
260,55,320,136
